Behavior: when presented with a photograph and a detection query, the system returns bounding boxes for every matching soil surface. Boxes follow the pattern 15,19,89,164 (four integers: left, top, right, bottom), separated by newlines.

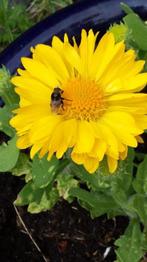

0,172,129,262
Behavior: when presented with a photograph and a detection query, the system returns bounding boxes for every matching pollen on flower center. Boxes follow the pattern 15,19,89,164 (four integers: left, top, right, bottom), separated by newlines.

60,78,106,121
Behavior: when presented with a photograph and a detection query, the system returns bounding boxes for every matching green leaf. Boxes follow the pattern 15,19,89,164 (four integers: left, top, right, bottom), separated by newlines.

32,155,59,188
111,185,128,207
0,67,19,107
14,181,43,206
32,155,70,189
97,148,134,179
109,22,128,42
124,148,135,175
108,150,135,216
56,172,79,202
120,2,134,14
123,13,147,51
128,194,147,226
69,150,135,218
70,163,103,190
0,136,19,172
15,181,59,213
69,187,119,218
11,152,32,181
28,186,59,214
15,156,71,213
115,220,146,262
133,155,147,194
0,106,14,137
97,149,134,192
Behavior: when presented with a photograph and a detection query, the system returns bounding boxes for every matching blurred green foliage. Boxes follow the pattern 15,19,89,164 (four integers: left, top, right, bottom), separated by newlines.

0,0,73,52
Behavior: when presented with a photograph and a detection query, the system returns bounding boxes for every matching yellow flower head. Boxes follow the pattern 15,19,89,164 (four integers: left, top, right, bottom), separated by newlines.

10,29,147,174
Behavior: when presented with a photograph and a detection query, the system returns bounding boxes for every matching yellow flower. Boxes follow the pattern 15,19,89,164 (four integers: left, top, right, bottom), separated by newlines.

10,29,147,174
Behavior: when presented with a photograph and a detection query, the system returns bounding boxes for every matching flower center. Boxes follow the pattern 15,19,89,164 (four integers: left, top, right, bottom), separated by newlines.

57,78,106,121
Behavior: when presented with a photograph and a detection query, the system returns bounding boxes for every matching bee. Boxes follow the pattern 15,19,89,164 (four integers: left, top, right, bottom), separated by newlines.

50,87,64,112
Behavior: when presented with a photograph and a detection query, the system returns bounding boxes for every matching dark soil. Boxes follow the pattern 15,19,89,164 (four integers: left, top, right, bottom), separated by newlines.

0,172,129,262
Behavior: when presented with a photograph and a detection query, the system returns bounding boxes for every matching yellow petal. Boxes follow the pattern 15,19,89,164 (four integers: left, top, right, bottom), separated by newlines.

91,32,115,79
107,156,118,173
19,97,31,107
30,141,46,159
102,111,140,147
21,57,59,87
71,152,99,174
17,134,31,149
119,146,128,160
136,135,144,144
122,73,147,92
30,115,61,144
48,119,77,159
10,105,50,132
73,121,95,153
52,36,74,76
134,115,147,130
79,29,98,77
108,93,147,114
17,68,31,77
89,139,107,161
33,44,69,81
84,155,99,173
63,43,82,74
12,76,51,104
39,140,50,158
52,35,63,51
92,121,119,159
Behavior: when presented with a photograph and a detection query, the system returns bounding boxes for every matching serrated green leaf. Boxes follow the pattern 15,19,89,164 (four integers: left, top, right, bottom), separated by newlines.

15,180,59,213
70,163,103,190
28,187,59,214
111,185,127,206
56,172,78,202
124,13,147,51
11,152,32,181
128,194,147,226
124,148,135,175
111,150,134,198
32,155,70,189
115,220,146,262
109,22,128,42
120,2,134,15
69,187,119,218
14,181,43,206
97,149,134,192
133,155,147,194
25,172,32,183
0,136,19,172
97,149,134,180
77,149,134,217
32,155,59,188
0,67,19,107
0,106,14,137
70,150,134,205
107,150,135,216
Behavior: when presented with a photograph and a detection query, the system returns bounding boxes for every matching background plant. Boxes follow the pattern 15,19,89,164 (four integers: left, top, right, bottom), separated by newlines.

0,0,73,52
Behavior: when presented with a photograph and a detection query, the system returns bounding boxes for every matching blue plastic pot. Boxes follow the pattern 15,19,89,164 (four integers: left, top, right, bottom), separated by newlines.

0,0,147,74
